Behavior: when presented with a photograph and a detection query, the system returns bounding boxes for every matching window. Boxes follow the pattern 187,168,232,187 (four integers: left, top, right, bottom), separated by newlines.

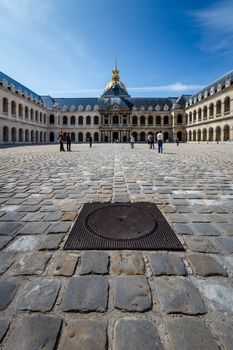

50,114,55,124
3,98,8,113
71,116,76,125
94,116,99,125
78,116,83,125
63,116,68,125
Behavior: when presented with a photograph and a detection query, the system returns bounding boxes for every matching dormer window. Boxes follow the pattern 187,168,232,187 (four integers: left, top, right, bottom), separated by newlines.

198,93,202,101
86,105,91,111
225,78,231,87
2,79,8,89
156,104,161,111
164,104,169,111
217,83,222,92
70,105,76,111
94,104,99,111
210,86,215,95
10,84,15,93
204,91,208,98
78,105,83,111
62,105,68,111
141,105,145,111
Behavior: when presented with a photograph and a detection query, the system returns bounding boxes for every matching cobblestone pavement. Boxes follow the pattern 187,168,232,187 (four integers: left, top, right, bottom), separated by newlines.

0,142,233,350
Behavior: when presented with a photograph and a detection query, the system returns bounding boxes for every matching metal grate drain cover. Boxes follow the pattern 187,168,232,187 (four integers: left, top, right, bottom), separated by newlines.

64,203,184,251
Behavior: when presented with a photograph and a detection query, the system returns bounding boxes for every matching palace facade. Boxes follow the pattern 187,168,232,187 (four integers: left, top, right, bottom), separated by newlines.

0,65,233,144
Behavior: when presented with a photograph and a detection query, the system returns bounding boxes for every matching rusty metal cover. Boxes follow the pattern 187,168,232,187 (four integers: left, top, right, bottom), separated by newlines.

64,203,184,251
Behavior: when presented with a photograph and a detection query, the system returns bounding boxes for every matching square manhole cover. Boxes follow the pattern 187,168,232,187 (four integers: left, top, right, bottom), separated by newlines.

64,203,184,251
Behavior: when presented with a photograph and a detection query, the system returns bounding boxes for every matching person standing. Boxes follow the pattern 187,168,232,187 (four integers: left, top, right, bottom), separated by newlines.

130,134,135,149
176,138,179,146
157,130,163,153
89,135,93,148
58,131,65,152
151,133,155,149
147,133,152,149
66,132,71,151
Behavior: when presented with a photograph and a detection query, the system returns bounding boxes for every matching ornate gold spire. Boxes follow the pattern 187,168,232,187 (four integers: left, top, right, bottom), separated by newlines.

103,60,129,95
112,58,120,83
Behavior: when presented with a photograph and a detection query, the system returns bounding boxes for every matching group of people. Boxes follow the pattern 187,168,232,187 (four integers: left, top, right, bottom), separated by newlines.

58,131,71,152
130,131,164,153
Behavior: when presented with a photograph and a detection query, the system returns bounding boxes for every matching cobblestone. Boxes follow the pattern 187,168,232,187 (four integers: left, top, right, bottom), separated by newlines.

0,143,233,349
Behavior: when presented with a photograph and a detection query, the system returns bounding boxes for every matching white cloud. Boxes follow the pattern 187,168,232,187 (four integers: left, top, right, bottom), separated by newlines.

191,0,233,54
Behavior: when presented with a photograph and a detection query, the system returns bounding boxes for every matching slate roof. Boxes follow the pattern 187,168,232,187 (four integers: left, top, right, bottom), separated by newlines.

191,70,233,100
0,71,42,101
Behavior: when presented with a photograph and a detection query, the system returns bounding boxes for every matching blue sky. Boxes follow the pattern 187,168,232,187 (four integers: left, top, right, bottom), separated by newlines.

0,0,232,98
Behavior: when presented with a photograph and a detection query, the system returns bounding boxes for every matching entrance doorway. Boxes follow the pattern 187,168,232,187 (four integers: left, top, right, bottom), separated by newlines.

113,132,119,142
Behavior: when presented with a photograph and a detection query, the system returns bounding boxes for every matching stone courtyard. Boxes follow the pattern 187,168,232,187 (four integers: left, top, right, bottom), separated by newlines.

0,142,233,350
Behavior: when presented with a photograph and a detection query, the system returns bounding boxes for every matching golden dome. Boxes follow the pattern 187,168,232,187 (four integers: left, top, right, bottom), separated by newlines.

103,63,128,95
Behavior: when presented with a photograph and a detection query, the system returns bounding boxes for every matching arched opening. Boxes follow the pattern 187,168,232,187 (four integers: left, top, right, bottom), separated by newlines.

189,112,192,124
86,116,91,125
44,114,46,124
156,115,161,125
189,130,192,141
140,116,145,125
78,116,83,125
25,106,29,118
11,101,16,115
78,132,83,142
40,132,42,142
224,97,230,113
148,116,153,125
86,132,91,142
209,103,214,118
25,129,29,142
177,115,183,124
71,116,75,125
19,128,23,142
49,132,54,142
3,97,8,113
3,126,9,142
50,114,55,124
198,108,202,121
164,116,169,125
216,126,221,141
71,132,75,142
94,132,99,142
140,131,146,142
113,131,119,142
208,128,213,141
132,116,137,125
197,129,201,141
193,130,196,141
12,127,16,142
35,131,39,142
35,111,38,122
40,112,42,123
193,110,196,122
94,116,99,125
44,132,46,142
113,115,119,124
177,131,182,141
164,131,169,142
30,108,34,120
18,104,23,117
132,132,137,142
203,128,207,141
223,125,230,141
203,106,207,120
216,100,221,115
31,130,34,142
63,116,68,125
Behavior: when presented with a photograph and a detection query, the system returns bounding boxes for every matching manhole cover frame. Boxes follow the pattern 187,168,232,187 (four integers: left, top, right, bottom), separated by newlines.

64,202,185,251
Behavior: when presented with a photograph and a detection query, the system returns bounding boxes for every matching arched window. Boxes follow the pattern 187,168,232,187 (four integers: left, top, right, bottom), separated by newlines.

40,132,42,142
209,103,214,117
50,114,55,124
223,125,230,141
198,108,202,121
19,128,23,142
78,132,83,142
216,126,221,141
189,112,192,124
208,128,213,141
203,106,207,120
44,114,46,124
49,132,54,142
177,114,183,124
44,132,46,142
193,130,196,141
193,110,197,122
40,112,42,123
177,131,182,141
30,108,34,120
164,116,169,125
71,116,76,125
3,97,8,113
203,128,207,141
156,115,161,125
94,132,99,142
12,127,17,142
197,129,201,141
132,132,137,142
148,116,153,125
224,97,230,113
35,110,38,122
94,116,99,125
3,126,9,142
25,129,29,142
113,115,119,124
132,116,137,125
18,104,23,117
140,131,146,141
189,130,192,141
35,131,39,142
140,116,145,125
31,130,34,142
11,101,16,115
25,106,29,118
63,116,68,125
86,116,91,125
216,100,221,115
164,132,169,141
78,116,83,125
